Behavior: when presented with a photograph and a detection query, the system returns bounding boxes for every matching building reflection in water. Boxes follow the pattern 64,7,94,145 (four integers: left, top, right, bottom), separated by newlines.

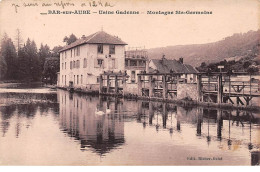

136,99,259,154
58,91,125,156
57,90,260,164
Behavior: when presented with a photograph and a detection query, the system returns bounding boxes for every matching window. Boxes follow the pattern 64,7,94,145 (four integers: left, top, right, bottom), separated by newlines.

73,61,75,68
95,59,104,68
98,59,103,67
74,49,76,57
130,60,137,66
139,60,145,66
131,71,136,83
98,59,103,65
97,44,103,54
71,49,72,57
76,47,80,56
112,59,115,69
125,60,128,67
83,58,87,68
62,75,63,83
65,51,67,58
81,75,83,84
62,63,64,70
65,62,66,69
97,77,100,83
109,45,115,54
75,60,79,68
70,61,72,69
77,75,79,84
74,75,75,84
65,75,66,85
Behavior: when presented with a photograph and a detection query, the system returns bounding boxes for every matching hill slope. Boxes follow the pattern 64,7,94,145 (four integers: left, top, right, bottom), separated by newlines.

147,30,260,67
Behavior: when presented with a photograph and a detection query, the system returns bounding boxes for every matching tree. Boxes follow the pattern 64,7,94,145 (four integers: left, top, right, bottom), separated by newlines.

201,62,206,67
0,53,7,80
39,43,51,74
18,38,41,82
15,29,23,55
42,57,60,84
17,46,30,81
1,33,18,80
52,45,63,57
63,34,77,45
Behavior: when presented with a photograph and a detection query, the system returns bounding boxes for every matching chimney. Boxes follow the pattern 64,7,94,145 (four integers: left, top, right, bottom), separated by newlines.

179,57,183,64
81,35,86,39
161,54,166,65
162,54,166,59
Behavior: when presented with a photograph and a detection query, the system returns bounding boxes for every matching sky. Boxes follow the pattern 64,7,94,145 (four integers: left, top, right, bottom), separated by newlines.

0,0,259,49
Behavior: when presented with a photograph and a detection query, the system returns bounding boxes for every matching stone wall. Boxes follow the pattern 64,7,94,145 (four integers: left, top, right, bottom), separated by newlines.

177,83,198,101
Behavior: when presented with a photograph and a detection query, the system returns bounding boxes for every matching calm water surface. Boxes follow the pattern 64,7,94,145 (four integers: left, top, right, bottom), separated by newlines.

0,86,259,165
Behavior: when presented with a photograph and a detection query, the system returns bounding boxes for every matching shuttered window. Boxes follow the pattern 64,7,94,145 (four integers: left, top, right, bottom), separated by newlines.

83,58,87,68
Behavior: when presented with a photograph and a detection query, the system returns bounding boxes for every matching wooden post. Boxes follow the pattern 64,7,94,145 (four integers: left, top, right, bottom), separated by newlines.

107,75,110,93
177,118,180,131
250,74,252,106
217,74,223,104
162,75,168,99
162,103,167,128
196,108,202,136
99,75,103,94
123,75,127,96
217,110,223,140
138,75,142,96
229,75,231,103
115,75,118,94
149,102,154,125
197,74,202,102
149,76,153,97
208,75,210,102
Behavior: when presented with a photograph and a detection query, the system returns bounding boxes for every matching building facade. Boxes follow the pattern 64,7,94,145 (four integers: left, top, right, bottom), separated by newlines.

146,57,198,83
58,31,127,91
125,48,148,84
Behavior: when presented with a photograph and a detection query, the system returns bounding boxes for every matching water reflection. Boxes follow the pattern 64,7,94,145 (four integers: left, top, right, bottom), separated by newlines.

0,89,259,165
58,92,125,155
57,90,260,164
0,92,58,138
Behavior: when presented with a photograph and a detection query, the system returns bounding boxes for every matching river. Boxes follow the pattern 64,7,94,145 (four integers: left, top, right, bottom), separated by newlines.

0,85,259,165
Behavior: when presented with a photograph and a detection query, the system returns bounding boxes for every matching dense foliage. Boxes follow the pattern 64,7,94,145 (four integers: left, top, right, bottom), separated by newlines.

0,33,62,82
196,55,259,73
42,57,60,84
63,34,77,45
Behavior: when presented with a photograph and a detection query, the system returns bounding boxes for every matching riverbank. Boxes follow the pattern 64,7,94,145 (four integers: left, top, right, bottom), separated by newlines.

0,82,44,88
57,87,260,112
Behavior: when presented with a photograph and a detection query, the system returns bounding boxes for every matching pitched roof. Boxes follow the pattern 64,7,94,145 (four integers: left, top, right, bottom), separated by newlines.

59,31,127,52
149,58,198,74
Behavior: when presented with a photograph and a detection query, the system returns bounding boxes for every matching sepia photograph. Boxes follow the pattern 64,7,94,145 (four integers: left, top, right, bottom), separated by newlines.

0,0,259,166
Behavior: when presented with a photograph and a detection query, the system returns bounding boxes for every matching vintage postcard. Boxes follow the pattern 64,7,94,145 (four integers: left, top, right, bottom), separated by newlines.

0,0,259,166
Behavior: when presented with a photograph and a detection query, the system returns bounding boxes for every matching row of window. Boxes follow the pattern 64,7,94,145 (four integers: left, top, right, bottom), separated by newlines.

62,58,118,70
61,44,116,62
125,59,146,67
61,74,84,85
61,46,81,61
69,60,81,69
61,75,100,85
98,44,115,54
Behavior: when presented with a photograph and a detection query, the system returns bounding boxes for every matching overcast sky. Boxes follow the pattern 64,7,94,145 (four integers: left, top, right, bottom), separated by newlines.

0,0,259,49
